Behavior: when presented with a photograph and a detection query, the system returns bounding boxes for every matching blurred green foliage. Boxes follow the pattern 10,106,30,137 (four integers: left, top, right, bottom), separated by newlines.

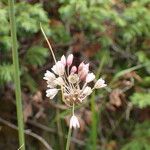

0,0,150,149
0,1,50,84
130,92,150,108
121,121,150,150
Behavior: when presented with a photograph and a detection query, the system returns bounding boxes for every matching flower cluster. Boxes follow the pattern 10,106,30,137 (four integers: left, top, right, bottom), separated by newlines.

43,54,107,129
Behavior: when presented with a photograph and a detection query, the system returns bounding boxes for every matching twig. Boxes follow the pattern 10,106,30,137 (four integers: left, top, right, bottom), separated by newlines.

27,119,85,146
0,117,53,150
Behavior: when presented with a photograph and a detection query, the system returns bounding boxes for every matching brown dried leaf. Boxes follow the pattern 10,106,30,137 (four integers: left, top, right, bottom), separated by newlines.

23,103,32,122
83,43,101,57
105,140,117,150
32,91,43,103
109,89,125,107
84,110,92,125
106,103,116,111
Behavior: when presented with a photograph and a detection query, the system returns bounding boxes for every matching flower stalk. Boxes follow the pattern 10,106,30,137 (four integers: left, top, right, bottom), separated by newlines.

41,25,107,150
8,0,25,150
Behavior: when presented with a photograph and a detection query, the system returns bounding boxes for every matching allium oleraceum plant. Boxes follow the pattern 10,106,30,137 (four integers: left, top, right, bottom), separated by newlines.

43,53,107,129
41,24,107,130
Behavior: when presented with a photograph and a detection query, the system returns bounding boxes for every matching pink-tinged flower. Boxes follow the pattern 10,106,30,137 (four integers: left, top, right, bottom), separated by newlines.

70,115,80,129
70,66,77,73
78,62,84,71
46,88,59,99
84,63,89,71
43,53,107,129
78,68,89,80
52,61,65,76
41,25,107,130
60,55,66,66
67,54,73,66
94,78,107,89
86,73,95,83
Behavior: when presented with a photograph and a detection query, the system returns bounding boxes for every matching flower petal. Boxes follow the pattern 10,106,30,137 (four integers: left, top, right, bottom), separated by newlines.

46,88,59,99
52,61,65,76
86,73,95,83
94,78,107,89
70,115,80,129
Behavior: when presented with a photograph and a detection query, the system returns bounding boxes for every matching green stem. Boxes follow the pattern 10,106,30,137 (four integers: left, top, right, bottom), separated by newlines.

65,127,72,150
90,91,97,150
8,0,25,150
56,108,64,150
65,104,74,150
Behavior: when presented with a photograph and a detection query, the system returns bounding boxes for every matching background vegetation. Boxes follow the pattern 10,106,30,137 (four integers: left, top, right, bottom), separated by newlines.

0,0,150,149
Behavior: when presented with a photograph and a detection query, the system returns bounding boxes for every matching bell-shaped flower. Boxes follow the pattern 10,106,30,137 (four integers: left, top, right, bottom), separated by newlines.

86,73,95,83
67,54,73,66
70,115,80,129
52,61,65,76
94,78,107,89
78,68,89,80
46,88,59,99
54,77,65,86
78,62,84,71
47,80,56,88
43,70,56,81
83,86,92,96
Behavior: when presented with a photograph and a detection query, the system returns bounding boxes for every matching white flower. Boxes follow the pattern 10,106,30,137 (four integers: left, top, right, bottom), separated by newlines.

54,77,65,86
47,80,56,88
52,61,65,76
83,86,92,96
43,54,107,105
94,78,107,89
70,115,80,129
43,70,56,81
46,88,59,99
86,73,95,83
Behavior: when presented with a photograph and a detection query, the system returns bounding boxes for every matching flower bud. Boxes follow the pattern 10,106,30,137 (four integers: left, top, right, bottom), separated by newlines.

60,55,66,66
78,62,84,71
67,54,74,66
71,66,77,73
